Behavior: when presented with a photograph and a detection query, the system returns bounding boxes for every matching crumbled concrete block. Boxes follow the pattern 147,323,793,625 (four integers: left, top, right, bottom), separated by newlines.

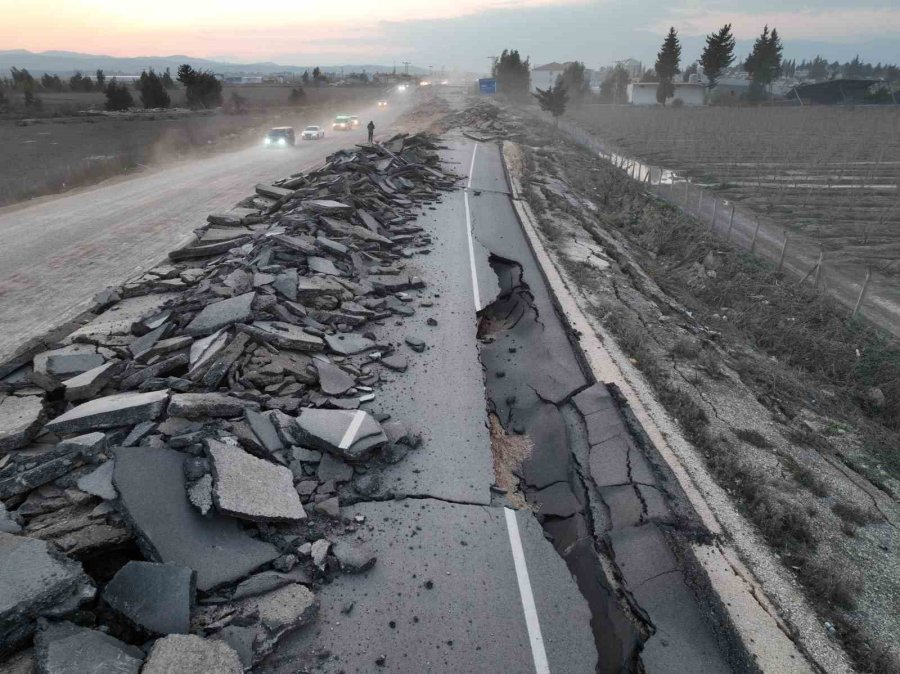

0,533,95,653
45,390,169,434
207,441,305,523
113,446,279,591
143,634,242,674
0,394,44,451
185,292,255,336
34,621,144,674
103,561,194,635
168,392,248,419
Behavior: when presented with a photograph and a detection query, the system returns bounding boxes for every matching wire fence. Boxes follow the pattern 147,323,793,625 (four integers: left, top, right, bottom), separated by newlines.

558,119,900,337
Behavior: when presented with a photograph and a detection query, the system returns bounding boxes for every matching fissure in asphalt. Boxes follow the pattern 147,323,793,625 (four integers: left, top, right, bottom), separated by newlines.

476,254,646,673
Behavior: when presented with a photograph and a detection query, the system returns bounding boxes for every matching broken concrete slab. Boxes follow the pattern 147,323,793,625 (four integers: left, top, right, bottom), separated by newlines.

185,292,255,336
294,408,387,461
307,256,341,276
113,446,279,591
589,434,656,488
572,383,617,417
168,393,248,419
0,394,44,452
102,561,194,635
529,482,582,518
0,532,95,653
143,634,242,674
331,541,376,574
238,321,324,352
64,293,179,344
244,409,283,454
76,460,116,500
62,361,118,402
34,621,144,674
33,346,105,391
316,453,353,483
44,390,169,434
231,569,311,601
207,440,305,523
324,333,376,356
315,360,355,396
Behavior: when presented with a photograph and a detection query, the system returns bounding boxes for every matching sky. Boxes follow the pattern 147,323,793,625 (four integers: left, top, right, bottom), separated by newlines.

1,0,898,71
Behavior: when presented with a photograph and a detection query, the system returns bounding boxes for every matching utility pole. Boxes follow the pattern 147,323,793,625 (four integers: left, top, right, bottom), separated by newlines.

402,62,411,76
488,56,498,75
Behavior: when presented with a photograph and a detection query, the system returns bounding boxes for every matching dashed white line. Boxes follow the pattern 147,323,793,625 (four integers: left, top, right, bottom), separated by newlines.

505,508,551,674
338,410,366,450
465,143,481,311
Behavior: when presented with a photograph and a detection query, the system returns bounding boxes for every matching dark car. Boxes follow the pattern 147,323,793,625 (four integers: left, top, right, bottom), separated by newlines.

264,127,296,147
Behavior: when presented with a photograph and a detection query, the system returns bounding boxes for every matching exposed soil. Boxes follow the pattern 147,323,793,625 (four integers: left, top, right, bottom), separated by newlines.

494,103,900,672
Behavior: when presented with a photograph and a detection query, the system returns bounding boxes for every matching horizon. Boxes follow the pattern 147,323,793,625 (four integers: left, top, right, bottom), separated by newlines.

0,1,897,72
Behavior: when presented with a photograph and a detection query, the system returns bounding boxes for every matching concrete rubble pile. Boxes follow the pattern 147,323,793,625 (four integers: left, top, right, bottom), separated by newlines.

444,99,522,142
0,132,457,670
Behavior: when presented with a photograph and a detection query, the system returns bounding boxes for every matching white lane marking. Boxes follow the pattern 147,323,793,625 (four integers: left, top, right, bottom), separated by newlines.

465,143,481,311
338,410,366,450
505,507,551,674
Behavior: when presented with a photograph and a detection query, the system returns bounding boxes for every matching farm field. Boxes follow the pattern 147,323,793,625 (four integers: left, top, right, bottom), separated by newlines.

570,105,900,276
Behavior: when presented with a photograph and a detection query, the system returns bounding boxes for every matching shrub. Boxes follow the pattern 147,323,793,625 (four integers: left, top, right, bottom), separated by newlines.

177,64,222,109
138,70,170,109
104,79,134,111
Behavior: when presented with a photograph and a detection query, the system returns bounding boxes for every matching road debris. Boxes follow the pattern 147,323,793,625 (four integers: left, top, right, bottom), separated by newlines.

0,132,457,665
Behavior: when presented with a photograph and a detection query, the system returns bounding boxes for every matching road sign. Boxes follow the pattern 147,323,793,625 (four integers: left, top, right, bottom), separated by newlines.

478,78,497,95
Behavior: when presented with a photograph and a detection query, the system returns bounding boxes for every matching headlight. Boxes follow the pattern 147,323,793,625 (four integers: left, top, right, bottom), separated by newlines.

264,138,271,145
278,138,286,145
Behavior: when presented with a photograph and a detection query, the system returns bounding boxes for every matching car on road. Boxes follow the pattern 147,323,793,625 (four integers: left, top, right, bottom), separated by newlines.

332,115,353,131
349,115,360,128
263,127,295,147
377,100,388,108
301,125,325,140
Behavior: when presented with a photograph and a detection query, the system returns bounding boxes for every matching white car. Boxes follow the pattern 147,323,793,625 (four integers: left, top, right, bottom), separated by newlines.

301,125,325,140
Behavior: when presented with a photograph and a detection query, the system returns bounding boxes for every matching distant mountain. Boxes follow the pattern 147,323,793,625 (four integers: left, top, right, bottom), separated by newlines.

0,50,426,76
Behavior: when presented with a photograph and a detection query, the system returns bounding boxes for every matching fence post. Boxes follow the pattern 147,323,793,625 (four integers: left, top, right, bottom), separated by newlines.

813,250,824,288
726,206,735,239
778,233,788,271
698,191,703,213
683,181,690,206
750,218,761,253
711,198,718,231
853,267,872,318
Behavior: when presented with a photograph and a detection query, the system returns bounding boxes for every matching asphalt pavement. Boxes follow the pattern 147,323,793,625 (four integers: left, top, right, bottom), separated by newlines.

0,98,404,363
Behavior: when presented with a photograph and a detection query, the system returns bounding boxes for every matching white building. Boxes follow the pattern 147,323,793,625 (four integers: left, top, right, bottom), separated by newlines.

627,82,706,106
531,62,570,92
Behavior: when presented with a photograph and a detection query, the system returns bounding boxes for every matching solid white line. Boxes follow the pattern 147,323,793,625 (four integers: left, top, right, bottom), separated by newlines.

338,410,366,450
465,143,481,311
504,507,551,674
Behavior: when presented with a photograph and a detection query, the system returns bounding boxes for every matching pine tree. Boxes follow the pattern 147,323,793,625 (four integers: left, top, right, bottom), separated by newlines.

654,27,681,106
533,82,568,124
700,23,736,90
744,25,783,99
493,49,531,102
138,69,171,109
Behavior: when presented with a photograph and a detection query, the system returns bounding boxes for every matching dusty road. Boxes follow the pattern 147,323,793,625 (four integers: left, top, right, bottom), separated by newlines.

0,99,405,362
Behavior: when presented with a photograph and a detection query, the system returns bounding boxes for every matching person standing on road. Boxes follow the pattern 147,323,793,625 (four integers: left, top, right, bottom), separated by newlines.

367,120,375,144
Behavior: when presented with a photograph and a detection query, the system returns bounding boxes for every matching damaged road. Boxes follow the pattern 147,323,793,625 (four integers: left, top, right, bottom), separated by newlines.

0,100,746,674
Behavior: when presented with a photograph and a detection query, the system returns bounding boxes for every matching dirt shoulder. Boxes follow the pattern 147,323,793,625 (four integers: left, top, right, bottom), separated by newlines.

481,101,899,673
